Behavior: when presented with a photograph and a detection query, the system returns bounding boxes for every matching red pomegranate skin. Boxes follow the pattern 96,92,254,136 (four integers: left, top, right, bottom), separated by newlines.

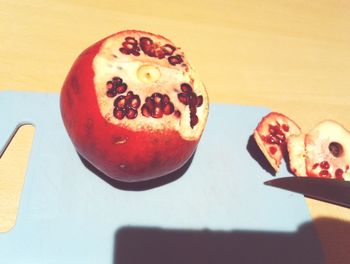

60,35,199,182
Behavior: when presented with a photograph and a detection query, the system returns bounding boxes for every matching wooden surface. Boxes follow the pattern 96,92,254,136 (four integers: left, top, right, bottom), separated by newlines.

1,0,350,262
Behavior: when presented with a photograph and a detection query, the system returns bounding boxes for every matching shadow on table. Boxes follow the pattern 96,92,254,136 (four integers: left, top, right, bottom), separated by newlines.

112,218,340,264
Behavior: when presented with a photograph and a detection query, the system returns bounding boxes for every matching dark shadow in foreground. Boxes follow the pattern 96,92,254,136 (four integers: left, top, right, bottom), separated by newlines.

78,152,194,191
113,219,328,264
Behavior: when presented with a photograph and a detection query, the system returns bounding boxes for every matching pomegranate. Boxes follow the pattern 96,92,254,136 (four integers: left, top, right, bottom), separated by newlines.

60,30,209,182
253,112,302,172
305,120,350,180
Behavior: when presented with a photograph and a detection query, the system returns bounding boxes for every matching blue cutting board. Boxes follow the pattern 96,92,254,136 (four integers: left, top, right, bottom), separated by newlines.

0,91,323,263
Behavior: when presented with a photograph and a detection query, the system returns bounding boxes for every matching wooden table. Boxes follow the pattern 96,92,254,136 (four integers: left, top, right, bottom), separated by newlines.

1,1,350,262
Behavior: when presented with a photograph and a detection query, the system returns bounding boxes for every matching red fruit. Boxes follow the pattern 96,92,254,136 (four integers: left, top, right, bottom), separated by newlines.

305,120,350,180
253,112,301,172
60,30,209,183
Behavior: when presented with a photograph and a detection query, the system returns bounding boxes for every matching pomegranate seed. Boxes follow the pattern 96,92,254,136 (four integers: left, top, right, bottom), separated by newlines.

141,104,152,117
312,163,319,170
119,47,131,55
163,94,170,104
122,42,135,50
152,106,163,118
106,81,113,89
155,49,165,59
113,108,125,120
196,95,203,107
112,77,123,84
125,107,138,119
140,37,153,47
163,102,174,115
131,50,140,56
162,44,176,56
189,105,197,115
107,88,118,98
125,37,137,45
269,146,278,155
152,93,163,106
130,95,141,109
190,115,199,128
116,83,127,94
319,170,331,178
282,124,290,132
335,168,344,180
114,96,126,108
178,93,189,105
320,161,330,170
180,83,193,94
168,55,183,65
329,142,343,157
188,94,198,106
346,165,350,171
174,110,181,118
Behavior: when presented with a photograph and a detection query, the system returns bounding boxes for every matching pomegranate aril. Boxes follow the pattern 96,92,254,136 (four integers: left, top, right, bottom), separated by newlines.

116,83,127,94
130,95,141,109
119,47,131,55
190,115,199,128
162,44,176,56
319,170,331,178
112,77,123,84
113,108,125,120
196,95,203,107
141,105,152,117
180,83,193,94
312,163,319,170
140,37,153,47
163,102,174,115
329,142,343,157
163,94,170,104
320,161,330,170
335,168,344,179
189,105,197,115
174,110,181,118
168,55,183,65
282,124,290,132
125,37,137,45
188,94,198,106
106,81,113,89
178,93,189,105
152,107,163,118
131,50,140,56
125,107,138,119
152,93,163,106
155,49,165,59
269,146,278,155
122,42,135,50
107,88,118,98
114,96,126,108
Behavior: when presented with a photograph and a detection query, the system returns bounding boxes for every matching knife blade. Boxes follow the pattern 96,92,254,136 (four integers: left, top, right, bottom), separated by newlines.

264,176,350,208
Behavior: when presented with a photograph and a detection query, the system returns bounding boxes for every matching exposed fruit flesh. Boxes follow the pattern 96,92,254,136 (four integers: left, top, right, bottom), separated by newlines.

93,30,208,141
254,112,302,171
305,120,350,180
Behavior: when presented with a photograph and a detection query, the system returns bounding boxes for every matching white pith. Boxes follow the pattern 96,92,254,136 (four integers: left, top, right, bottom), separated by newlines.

287,134,307,176
305,120,350,180
92,31,209,141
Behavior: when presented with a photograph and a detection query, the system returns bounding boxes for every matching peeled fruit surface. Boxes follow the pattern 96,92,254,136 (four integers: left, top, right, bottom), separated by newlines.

253,112,302,171
60,30,209,182
305,120,350,180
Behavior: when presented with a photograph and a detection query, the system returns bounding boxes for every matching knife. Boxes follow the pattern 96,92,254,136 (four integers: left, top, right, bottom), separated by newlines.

264,176,350,208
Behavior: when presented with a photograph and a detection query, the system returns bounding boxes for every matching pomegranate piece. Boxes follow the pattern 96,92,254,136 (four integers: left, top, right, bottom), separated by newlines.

286,134,307,176
305,120,350,180
60,29,209,183
253,112,302,172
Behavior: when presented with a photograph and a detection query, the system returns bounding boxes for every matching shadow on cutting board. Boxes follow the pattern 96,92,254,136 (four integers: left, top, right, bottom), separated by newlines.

112,218,350,264
78,152,194,191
